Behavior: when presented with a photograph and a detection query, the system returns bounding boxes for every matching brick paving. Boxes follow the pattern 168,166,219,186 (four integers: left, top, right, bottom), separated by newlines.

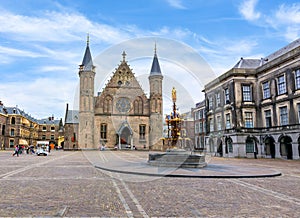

0,150,299,217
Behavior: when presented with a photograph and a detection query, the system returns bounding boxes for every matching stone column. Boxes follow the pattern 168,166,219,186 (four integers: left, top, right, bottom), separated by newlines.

292,142,299,160
275,142,281,158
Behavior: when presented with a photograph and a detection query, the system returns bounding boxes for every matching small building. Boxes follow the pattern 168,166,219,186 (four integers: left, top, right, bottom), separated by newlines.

192,101,206,151
64,104,79,150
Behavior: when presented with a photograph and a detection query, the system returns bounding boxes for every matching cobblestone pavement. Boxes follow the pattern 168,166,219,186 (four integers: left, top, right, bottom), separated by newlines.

0,150,299,217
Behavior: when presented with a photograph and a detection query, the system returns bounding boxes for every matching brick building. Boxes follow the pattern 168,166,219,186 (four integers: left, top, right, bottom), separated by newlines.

0,101,63,149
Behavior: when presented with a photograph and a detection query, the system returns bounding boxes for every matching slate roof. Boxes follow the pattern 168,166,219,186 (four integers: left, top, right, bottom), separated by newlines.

233,58,262,69
37,118,60,125
5,107,38,122
4,106,60,125
150,50,162,75
265,38,300,62
0,104,6,115
81,42,94,71
65,110,79,124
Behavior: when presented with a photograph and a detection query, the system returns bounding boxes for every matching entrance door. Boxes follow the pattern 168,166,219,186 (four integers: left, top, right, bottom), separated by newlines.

280,136,293,160
120,127,131,148
217,139,223,157
265,136,275,158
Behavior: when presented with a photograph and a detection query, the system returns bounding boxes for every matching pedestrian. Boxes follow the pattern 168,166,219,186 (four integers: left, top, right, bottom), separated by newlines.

12,145,19,157
29,145,35,154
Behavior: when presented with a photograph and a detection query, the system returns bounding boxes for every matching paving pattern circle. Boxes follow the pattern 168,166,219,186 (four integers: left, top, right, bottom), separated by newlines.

93,151,282,178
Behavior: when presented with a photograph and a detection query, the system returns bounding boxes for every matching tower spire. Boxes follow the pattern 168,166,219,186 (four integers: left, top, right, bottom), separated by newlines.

122,51,127,62
81,35,93,71
150,43,162,75
87,33,90,46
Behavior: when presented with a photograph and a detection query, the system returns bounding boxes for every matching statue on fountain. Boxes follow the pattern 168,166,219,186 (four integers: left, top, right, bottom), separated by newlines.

148,87,207,168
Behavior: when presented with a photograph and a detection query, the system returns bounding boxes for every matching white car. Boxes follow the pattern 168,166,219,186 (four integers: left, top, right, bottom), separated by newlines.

36,145,49,156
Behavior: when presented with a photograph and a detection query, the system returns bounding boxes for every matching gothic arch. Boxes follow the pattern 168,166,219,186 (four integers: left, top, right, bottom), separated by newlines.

134,97,143,114
103,95,113,114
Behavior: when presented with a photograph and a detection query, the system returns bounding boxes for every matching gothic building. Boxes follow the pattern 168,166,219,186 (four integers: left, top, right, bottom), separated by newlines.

65,39,164,150
204,38,300,159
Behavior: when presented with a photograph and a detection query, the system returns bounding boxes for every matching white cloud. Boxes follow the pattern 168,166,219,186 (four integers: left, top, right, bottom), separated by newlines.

166,0,186,9
0,77,76,119
274,3,300,41
0,10,132,44
0,45,42,58
238,2,300,42
275,3,300,24
239,0,261,21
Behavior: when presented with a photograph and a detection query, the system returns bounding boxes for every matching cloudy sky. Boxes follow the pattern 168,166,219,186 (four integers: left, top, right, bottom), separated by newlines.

0,0,300,119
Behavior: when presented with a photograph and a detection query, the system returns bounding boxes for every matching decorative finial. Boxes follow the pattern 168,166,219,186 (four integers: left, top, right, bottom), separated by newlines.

122,51,126,62
154,42,157,55
87,33,90,46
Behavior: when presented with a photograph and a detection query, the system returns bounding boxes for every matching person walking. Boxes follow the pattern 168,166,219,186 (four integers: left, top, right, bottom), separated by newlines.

12,145,19,157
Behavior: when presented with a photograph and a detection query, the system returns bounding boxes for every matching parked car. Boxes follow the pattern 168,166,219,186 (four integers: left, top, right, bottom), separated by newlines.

36,141,49,156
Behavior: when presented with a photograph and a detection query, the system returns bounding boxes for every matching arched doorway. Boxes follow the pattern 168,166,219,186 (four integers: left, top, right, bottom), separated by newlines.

117,121,133,149
245,136,258,158
225,137,233,154
217,138,223,157
279,135,293,160
120,127,132,148
264,136,275,158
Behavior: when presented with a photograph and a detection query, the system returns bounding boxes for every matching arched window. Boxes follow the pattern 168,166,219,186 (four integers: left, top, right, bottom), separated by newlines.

134,97,143,114
104,96,113,113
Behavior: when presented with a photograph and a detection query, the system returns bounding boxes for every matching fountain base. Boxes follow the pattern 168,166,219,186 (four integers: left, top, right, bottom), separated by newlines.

148,149,207,168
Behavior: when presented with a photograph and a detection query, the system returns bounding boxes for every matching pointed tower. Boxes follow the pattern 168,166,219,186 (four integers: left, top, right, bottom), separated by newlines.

149,44,164,149
78,35,96,149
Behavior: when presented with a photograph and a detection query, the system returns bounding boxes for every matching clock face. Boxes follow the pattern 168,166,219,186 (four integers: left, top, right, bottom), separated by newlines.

116,98,131,113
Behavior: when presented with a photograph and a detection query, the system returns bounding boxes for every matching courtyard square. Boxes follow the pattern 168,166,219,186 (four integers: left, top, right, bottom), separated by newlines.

0,150,299,217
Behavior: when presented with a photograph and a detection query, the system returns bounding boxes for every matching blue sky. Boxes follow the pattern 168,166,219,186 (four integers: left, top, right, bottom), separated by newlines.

0,0,300,119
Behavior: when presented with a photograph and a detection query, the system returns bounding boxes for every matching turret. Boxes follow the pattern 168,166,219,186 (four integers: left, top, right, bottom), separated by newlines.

148,44,163,149
78,35,96,149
